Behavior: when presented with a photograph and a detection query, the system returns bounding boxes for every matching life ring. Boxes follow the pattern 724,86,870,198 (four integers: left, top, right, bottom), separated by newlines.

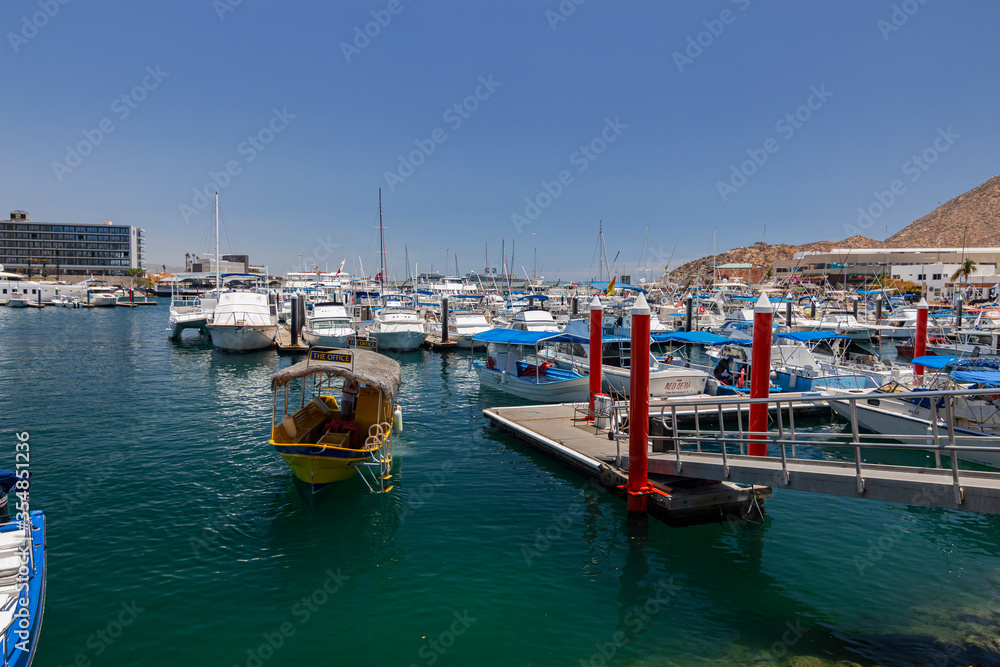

699,307,705,314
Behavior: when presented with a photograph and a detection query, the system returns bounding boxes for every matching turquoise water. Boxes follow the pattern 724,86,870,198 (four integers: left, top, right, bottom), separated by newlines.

2,302,1000,666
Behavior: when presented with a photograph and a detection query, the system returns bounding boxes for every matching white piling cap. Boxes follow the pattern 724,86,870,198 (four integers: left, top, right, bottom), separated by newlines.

631,292,650,315
917,297,928,309
589,296,603,311
753,291,772,313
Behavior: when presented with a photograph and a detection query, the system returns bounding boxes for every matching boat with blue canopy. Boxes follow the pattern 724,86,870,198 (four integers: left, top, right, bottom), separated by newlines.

470,329,592,403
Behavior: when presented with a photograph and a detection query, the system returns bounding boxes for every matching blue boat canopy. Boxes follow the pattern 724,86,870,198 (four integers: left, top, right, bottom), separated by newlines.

952,369,1000,386
913,356,1000,370
774,331,851,342
472,329,589,345
651,331,733,345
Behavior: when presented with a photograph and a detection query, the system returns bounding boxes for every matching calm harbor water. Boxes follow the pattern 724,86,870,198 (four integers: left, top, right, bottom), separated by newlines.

3,302,1000,666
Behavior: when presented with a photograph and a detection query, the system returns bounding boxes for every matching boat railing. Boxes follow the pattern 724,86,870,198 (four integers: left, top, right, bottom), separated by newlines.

603,387,1000,504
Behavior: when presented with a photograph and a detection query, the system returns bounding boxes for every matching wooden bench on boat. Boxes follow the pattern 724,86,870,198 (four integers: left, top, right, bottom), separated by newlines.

276,396,342,444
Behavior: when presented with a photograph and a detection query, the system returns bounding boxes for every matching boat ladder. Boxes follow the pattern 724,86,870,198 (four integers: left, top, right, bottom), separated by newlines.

355,421,394,493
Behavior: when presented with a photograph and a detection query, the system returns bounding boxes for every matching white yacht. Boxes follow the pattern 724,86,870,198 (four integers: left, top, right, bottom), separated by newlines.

205,292,277,352
427,310,492,348
366,307,426,351
507,308,560,332
0,265,87,304
86,284,119,307
301,302,354,348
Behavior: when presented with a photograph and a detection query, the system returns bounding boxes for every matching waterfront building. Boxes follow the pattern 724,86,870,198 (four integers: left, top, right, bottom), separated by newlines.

774,247,1000,299
0,210,144,277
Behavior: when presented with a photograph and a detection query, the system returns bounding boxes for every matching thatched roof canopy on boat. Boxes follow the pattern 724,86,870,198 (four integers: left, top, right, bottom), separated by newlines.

270,348,402,401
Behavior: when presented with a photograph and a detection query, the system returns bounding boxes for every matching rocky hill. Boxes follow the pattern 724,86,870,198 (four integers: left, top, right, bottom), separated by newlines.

669,236,883,281
885,175,1000,247
667,174,1000,281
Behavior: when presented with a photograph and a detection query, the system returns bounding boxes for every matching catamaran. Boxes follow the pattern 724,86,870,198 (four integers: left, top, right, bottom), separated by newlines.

269,347,402,491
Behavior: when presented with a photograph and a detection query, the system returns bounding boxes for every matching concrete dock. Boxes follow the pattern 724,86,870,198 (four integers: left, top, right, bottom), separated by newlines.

483,403,771,526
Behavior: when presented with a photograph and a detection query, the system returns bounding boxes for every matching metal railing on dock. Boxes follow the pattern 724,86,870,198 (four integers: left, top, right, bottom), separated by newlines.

604,388,1000,514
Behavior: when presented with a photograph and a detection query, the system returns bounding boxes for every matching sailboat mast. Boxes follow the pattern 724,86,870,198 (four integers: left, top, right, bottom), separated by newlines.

379,188,387,290
215,191,221,292
713,227,717,286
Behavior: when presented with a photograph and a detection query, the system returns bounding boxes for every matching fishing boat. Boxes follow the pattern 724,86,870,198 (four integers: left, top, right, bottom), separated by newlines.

269,347,402,491
823,356,1000,468
0,469,45,667
470,329,592,403
366,306,427,351
541,319,709,398
425,304,492,349
205,291,277,352
301,302,355,348
86,284,119,307
50,294,82,308
927,328,1000,358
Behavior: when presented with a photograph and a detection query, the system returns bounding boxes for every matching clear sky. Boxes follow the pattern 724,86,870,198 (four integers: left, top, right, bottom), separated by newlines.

2,1,997,281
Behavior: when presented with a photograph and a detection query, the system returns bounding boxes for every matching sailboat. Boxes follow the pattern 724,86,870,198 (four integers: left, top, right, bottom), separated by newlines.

364,189,427,351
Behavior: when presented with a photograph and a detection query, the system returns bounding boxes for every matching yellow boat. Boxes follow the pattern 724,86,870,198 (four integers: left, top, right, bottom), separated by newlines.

269,346,402,491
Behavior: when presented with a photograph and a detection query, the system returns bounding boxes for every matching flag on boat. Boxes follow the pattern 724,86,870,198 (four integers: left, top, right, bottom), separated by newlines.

606,276,616,296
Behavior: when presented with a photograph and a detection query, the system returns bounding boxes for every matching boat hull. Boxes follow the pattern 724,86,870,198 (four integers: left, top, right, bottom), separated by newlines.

369,330,426,351
473,362,590,403
206,324,276,352
301,329,353,348
602,366,709,398
2,511,45,667
272,442,378,489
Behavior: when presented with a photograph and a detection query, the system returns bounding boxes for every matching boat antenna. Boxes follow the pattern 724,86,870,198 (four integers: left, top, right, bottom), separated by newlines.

215,191,221,292
379,188,387,290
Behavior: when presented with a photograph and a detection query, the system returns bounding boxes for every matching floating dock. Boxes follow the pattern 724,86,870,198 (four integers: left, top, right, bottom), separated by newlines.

274,326,309,355
483,403,771,526
423,335,458,350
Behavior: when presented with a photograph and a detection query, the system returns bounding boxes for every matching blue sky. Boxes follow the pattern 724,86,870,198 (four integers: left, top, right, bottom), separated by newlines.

2,1,997,281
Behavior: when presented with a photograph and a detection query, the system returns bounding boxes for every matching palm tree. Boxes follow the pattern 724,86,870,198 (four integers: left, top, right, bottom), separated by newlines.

950,258,976,299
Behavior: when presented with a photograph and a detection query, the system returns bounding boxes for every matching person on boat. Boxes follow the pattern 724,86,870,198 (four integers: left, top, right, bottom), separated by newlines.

713,356,732,383
341,380,360,418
